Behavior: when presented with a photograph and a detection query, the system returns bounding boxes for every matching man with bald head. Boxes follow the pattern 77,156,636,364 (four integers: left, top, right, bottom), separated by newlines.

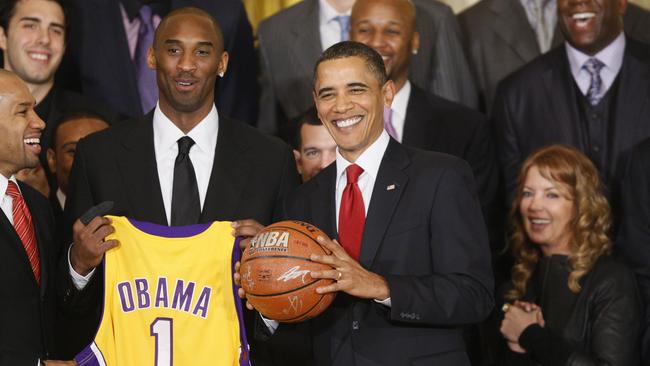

256,0,477,139
58,7,299,359
0,70,60,363
350,0,502,256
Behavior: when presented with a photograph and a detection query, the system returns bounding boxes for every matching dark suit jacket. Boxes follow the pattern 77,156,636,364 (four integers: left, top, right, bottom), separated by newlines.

459,0,650,113
402,85,500,247
492,37,650,201
57,112,300,359
256,0,477,138
280,140,494,366
59,0,258,125
616,137,650,363
0,182,59,364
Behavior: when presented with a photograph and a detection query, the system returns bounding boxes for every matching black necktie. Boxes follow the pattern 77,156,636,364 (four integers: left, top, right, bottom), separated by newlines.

171,136,200,226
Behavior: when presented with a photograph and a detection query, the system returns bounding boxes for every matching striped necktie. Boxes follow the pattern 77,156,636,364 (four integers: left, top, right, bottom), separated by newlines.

7,181,40,284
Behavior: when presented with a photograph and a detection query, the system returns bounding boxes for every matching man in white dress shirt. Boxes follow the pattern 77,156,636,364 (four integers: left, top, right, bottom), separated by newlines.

57,7,299,362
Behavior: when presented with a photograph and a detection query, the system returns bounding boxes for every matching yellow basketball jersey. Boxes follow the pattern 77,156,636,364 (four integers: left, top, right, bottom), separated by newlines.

75,216,250,366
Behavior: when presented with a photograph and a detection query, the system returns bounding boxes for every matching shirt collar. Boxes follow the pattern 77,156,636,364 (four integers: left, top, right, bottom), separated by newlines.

120,0,168,21
335,130,390,186
319,0,351,24
57,188,66,209
153,103,219,155
565,32,625,79
391,80,411,121
0,174,20,197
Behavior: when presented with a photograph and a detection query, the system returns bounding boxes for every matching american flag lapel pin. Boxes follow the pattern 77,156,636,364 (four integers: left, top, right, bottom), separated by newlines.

386,184,396,191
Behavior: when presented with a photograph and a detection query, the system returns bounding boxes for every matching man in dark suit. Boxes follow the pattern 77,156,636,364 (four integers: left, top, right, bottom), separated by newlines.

0,70,60,364
616,137,650,363
247,41,494,366
57,0,258,125
45,110,109,245
459,0,650,113
350,0,501,254
58,7,299,361
492,0,650,201
256,0,477,139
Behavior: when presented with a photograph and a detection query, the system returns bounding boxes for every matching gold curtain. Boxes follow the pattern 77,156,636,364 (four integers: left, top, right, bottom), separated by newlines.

243,0,302,34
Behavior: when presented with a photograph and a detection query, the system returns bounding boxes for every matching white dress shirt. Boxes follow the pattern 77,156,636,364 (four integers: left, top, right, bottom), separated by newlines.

519,0,557,53
153,103,219,225
56,188,66,210
263,131,393,333
566,32,625,96
318,0,352,50
69,104,220,289
388,81,411,143
0,174,20,225
335,131,390,224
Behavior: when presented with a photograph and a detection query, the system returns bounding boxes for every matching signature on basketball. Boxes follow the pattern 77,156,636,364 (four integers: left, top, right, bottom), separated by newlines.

242,266,254,289
288,295,303,314
277,266,311,283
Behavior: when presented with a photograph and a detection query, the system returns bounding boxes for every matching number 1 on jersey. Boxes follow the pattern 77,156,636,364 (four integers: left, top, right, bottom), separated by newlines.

151,317,173,366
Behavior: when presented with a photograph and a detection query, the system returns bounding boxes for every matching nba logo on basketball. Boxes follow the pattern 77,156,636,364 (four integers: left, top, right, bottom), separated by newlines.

248,231,290,254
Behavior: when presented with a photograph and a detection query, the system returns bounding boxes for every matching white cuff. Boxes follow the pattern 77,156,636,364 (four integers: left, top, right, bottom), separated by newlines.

68,245,96,290
260,313,279,334
374,297,392,307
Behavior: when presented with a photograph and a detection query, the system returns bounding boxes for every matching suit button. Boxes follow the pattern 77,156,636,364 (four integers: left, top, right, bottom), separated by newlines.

593,146,600,152
352,321,359,330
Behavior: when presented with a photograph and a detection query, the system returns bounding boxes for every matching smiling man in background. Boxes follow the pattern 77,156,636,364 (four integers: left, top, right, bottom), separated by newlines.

492,0,650,201
0,0,115,196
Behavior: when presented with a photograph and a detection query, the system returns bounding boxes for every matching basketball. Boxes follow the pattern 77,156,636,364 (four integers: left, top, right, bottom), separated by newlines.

239,220,336,323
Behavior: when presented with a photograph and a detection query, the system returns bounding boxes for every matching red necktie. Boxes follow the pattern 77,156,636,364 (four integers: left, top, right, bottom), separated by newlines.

338,164,365,260
7,181,40,284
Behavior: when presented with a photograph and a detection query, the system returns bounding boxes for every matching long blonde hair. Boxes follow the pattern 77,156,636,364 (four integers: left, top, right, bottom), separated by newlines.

505,145,612,301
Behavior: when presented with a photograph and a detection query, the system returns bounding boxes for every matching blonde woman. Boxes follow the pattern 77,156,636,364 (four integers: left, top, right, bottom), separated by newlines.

499,145,641,365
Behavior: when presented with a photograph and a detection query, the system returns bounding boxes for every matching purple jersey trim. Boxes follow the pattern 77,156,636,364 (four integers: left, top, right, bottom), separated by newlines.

128,218,211,237
232,236,251,366
74,343,102,366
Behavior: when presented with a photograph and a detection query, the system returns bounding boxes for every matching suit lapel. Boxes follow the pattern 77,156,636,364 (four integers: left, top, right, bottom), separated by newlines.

541,48,584,147
401,86,429,146
92,0,141,115
310,166,337,239
359,141,410,268
118,114,167,225
489,0,540,62
612,40,650,153
21,184,50,296
200,116,251,222
289,0,323,77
